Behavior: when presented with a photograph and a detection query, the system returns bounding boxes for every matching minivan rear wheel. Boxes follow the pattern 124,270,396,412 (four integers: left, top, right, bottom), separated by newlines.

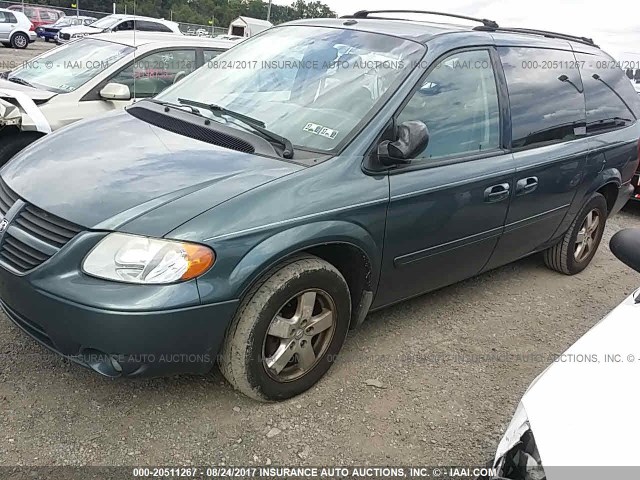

10,32,29,49
219,254,351,401
543,192,608,275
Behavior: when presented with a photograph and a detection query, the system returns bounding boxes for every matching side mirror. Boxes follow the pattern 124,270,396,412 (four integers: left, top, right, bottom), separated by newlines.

100,83,131,101
378,120,429,167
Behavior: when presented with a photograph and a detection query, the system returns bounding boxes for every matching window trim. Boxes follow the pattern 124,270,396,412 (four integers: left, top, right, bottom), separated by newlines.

365,45,508,174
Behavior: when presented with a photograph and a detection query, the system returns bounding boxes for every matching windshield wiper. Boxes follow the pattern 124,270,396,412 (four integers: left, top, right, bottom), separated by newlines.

147,98,201,115
177,97,294,159
7,76,35,88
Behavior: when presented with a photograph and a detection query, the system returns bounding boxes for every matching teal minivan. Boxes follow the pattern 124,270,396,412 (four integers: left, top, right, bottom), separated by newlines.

0,11,638,401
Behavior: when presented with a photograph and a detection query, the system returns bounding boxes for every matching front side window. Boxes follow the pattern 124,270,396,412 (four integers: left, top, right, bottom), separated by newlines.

203,50,224,63
114,20,134,31
397,49,500,160
575,52,639,134
499,47,586,150
157,25,425,152
111,49,197,98
7,38,134,93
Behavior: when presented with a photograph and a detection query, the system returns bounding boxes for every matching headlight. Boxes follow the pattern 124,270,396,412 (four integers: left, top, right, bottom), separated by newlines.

71,33,85,38
82,233,214,284
494,403,546,480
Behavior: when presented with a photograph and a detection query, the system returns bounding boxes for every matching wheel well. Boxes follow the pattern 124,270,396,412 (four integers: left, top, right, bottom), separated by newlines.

305,243,373,322
597,183,618,214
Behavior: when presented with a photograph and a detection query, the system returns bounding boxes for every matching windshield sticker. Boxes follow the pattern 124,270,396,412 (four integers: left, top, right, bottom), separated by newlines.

303,122,339,140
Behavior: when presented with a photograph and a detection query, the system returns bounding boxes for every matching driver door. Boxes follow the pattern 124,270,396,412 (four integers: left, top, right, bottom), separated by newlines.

376,48,515,307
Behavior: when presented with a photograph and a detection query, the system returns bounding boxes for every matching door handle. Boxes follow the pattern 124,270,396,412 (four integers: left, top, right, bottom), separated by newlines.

484,183,510,203
515,176,538,196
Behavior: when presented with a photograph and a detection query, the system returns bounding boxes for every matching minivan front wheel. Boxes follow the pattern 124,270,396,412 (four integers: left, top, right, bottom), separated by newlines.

10,32,29,49
544,192,608,275
219,254,351,401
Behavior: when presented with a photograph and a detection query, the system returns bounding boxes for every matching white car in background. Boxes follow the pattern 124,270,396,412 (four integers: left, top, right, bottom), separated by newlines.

56,14,181,44
488,228,640,480
0,8,36,49
0,32,237,162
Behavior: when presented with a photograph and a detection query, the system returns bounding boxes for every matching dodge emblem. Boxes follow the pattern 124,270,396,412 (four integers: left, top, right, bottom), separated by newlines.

0,218,8,233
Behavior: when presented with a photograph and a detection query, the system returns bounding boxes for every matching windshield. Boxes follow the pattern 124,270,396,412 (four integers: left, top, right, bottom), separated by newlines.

90,16,119,29
8,38,133,93
157,25,425,153
52,17,73,27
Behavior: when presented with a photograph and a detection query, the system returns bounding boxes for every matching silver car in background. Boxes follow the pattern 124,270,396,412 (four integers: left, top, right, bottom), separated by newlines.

0,8,36,49
0,31,239,162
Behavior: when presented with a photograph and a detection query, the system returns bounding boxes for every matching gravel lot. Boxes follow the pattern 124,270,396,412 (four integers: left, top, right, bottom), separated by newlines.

0,41,54,70
1,43,640,468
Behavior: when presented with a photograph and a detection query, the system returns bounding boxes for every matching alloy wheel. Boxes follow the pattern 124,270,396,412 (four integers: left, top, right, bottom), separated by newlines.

574,208,601,262
14,35,27,48
263,289,336,382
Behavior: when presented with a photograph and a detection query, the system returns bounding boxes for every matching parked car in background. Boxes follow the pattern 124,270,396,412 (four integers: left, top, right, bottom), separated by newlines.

36,15,96,42
56,14,181,44
0,32,236,161
0,7,36,49
0,11,638,402
6,4,63,29
487,228,640,479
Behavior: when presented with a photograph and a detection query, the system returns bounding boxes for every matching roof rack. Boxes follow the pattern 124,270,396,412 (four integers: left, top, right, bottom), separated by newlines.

344,10,499,29
474,26,597,47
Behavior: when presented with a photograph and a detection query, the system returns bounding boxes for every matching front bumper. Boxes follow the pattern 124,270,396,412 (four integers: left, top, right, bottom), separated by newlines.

0,232,239,378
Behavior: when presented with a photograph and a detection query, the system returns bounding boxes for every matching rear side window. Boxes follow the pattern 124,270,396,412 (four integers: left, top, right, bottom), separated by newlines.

575,53,639,134
0,12,16,23
136,20,172,33
499,47,585,150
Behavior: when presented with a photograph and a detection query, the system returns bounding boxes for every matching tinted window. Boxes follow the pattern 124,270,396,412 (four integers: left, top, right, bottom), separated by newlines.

397,49,500,160
575,53,640,134
136,20,172,32
203,50,224,63
111,49,196,98
499,47,585,150
113,20,134,31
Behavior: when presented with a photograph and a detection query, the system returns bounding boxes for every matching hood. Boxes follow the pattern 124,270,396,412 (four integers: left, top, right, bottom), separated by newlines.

2,110,302,234
518,290,640,470
0,80,57,102
59,25,103,35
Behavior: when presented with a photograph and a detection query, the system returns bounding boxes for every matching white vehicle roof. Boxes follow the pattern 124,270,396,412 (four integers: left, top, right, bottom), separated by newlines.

91,31,239,49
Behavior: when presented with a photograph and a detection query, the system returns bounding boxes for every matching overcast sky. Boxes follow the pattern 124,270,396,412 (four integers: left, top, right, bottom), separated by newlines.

274,0,640,62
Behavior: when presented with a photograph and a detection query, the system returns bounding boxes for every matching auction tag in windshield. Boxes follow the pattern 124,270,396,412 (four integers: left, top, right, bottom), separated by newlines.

304,122,338,140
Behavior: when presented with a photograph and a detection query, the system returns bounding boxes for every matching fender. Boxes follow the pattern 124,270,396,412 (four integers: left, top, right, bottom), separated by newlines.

0,88,51,134
549,166,621,244
197,220,382,306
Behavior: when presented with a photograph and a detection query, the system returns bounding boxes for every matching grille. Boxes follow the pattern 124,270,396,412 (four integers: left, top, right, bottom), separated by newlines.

127,104,256,154
0,178,83,274
0,178,19,216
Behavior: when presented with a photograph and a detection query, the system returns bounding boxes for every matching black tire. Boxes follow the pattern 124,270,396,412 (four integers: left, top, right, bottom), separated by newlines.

0,133,43,166
544,192,608,275
10,32,29,49
219,254,351,401
1,42,9,48
44,37,50,43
